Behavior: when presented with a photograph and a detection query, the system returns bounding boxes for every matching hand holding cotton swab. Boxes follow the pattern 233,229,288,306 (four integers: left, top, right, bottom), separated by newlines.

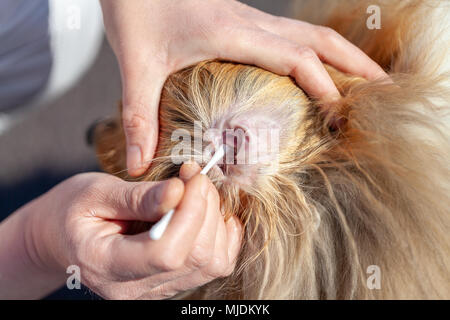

149,145,226,240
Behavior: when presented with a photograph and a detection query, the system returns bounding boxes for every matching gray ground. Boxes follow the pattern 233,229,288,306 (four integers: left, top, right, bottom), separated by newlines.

0,0,293,299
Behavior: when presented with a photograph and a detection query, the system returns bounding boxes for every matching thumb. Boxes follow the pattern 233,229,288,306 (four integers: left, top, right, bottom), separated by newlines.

121,66,167,176
99,178,185,222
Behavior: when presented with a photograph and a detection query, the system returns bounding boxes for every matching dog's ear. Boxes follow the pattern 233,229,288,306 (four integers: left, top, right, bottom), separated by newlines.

91,101,128,178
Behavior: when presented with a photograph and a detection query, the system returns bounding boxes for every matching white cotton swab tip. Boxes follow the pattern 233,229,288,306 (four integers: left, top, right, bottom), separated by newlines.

200,145,225,175
149,145,226,240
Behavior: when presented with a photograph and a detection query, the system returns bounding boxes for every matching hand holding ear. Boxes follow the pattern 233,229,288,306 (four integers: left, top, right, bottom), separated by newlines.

99,0,387,176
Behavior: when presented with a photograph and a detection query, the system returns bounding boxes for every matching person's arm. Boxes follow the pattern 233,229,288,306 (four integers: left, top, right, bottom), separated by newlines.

0,197,66,299
99,0,388,177
0,163,242,299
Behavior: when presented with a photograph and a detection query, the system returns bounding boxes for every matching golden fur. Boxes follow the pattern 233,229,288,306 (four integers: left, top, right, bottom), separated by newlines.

92,0,450,299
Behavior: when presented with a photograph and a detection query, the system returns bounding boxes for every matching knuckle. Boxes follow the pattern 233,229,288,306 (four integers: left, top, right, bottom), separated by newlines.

81,180,102,196
205,256,229,278
260,13,283,28
68,172,92,183
68,173,102,191
317,26,339,41
212,9,238,30
125,184,150,217
188,244,212,269
294,46,317,61
69,174,112,203
122,110,149,132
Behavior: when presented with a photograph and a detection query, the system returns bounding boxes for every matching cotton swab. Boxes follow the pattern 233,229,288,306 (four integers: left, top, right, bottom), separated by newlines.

149,145,226,240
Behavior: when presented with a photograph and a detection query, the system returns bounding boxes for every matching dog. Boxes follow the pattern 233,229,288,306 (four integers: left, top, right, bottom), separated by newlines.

91,0,450,299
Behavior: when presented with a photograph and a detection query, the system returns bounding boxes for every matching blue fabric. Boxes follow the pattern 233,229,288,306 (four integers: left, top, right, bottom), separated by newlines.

0,0,52,111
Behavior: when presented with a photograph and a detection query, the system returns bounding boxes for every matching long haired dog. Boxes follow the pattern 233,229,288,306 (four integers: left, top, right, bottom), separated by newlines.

92,0,450,299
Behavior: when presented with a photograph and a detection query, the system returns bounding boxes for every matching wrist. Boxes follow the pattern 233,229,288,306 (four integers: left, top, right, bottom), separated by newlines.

0,195,65,298
25,194,67,287
26,190,68,274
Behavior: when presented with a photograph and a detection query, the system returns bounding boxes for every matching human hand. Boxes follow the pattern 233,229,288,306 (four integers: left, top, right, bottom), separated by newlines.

99,0,387,176
28,162,242,299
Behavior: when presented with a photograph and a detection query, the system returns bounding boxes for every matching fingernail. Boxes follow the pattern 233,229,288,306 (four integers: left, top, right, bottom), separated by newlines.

182,160,201,175
128,145,142,170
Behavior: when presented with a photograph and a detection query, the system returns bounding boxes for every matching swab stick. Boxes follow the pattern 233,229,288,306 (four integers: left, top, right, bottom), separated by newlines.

149,145,226,240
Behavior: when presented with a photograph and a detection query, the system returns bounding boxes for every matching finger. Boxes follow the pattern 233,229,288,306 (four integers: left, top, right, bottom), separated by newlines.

203,213,230,278
216,27,340,100
223,215,243,275
280,24,387,81
184,184,221,270
121,64,167,176
245,14,388,81
99,178,184,222
107,174,210,278
159,174,211,257
152,210,230,294
129,182,221,287
103,216,237,300
179,161,202,182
